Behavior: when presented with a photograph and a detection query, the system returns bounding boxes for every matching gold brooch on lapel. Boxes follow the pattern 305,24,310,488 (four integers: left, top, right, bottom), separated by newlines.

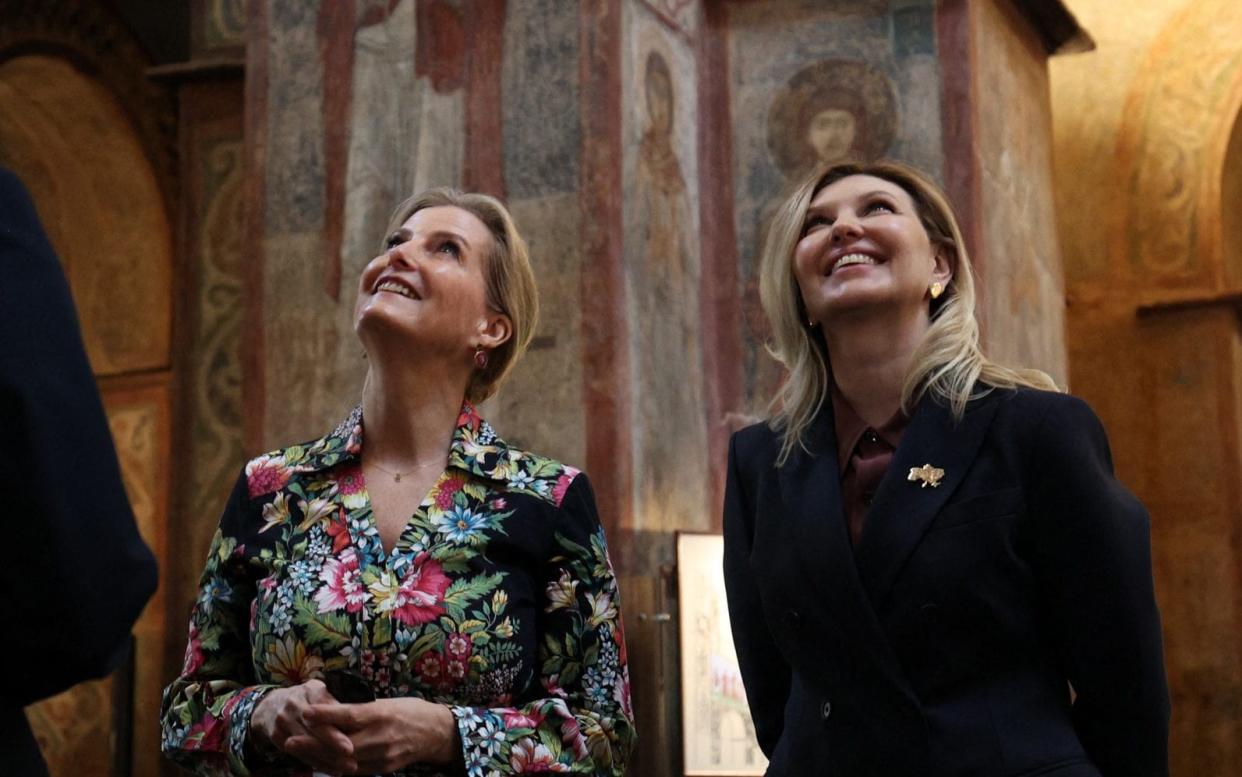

907,463,945,488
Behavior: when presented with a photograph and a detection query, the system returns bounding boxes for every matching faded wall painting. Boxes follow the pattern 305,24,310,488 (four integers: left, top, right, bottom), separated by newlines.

726,0,942,415
623,0,709,534
489,0,588,468
0,54,172,378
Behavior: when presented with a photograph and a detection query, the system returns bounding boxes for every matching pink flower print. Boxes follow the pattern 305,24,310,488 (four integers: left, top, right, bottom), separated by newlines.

246,454,291,498
446,658,468,682
445,633,473,660
181,623,204,675
314,548,370,614
388,556,450,626
491,497,507,510
551,469,578,505
560,716,590,761
435,475,465,509
509,740,570,772
183,715,226,751
335,464,367,509
503,709,545,730
416,651,443,682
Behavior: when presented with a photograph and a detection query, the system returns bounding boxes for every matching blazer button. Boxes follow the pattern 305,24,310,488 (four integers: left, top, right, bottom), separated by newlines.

820,700,833,721
784,609,801,629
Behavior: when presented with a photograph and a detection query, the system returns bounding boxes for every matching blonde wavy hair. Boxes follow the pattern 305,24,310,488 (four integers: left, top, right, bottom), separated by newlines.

384,189,539,403
759,160,1058,465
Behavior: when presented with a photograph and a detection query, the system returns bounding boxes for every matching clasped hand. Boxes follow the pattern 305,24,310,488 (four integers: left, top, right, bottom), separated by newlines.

251,679,459,775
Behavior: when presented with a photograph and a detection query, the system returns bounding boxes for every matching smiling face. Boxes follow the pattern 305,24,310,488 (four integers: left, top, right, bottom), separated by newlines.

354,205,510,362
793,174,952,326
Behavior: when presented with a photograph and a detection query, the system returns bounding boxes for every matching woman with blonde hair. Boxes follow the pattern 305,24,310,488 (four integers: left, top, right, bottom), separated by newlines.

162,189,633,775
723,160,1169,776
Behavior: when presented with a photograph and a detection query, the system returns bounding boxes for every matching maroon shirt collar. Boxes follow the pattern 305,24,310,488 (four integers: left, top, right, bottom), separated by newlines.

830,385,910,472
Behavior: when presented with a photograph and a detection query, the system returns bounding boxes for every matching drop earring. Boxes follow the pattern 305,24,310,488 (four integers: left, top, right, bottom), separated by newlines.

474,347,488,369
930,281,944,300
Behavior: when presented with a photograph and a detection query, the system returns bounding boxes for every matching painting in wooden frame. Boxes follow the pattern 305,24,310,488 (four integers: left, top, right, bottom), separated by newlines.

676,531,767,776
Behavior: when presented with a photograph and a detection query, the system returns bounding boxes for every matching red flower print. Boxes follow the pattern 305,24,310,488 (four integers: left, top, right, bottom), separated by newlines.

416,651,443,681
314,548,370,613
336,464,365,496
457,402,483,431
183,715,226,752
446,658,467,681
245,454,291,498
435,476,465,509
388,556,450,626
445,633,473,660
325,509,351,554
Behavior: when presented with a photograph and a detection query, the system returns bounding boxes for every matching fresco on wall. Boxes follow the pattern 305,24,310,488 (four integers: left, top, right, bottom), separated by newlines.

502,0,580,199
623,1,709,534
0,55,173,378
766,59,897,179
488,0,588,468
727,0,942,415
334,0,465,420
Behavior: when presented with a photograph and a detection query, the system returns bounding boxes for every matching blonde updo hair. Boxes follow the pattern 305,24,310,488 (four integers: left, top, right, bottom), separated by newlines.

384,188,539,403
759,160,1058,465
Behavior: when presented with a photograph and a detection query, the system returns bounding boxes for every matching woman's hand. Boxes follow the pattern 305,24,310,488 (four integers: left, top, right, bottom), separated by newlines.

250,679,357,774
302,697,461,774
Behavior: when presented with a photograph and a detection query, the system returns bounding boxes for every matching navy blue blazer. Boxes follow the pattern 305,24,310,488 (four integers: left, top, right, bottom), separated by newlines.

723,386,1169,777
0,169,158,776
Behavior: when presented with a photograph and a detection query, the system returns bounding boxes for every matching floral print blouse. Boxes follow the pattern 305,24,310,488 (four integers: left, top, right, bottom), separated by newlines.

161,402,634,776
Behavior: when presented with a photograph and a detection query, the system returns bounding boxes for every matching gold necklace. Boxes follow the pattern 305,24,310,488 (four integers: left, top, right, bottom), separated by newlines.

366,458,443,483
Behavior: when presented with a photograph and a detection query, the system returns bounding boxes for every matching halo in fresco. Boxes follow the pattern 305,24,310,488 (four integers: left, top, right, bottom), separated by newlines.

766,59,898,178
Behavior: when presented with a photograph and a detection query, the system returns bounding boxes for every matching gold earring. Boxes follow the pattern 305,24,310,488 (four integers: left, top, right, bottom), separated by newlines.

930,281,944,300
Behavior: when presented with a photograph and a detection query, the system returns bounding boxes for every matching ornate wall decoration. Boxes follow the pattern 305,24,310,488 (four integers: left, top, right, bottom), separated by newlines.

1116,0,1242,286
103,378,171,777
0,0,177,206
0,55,173,378
25,679,115,777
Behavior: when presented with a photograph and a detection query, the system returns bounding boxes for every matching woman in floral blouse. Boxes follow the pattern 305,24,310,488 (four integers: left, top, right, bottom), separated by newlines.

161,190,634,776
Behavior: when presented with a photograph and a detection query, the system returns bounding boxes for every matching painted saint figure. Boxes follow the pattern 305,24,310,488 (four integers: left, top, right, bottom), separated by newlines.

631,49,709,532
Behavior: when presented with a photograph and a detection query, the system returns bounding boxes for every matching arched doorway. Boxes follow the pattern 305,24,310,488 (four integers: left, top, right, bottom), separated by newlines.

1053,0,1242,769
0,49,173,777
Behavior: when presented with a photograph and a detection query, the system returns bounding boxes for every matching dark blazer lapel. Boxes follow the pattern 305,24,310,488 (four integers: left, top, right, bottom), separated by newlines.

778,404,919,700
777,407,860,617
853,390,1003,608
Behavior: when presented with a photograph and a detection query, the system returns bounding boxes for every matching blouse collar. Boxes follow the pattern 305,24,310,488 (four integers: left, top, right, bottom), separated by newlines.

307,399,516,486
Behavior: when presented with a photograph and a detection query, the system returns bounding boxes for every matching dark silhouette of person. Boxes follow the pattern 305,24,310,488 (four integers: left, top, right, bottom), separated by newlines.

0,167,158,777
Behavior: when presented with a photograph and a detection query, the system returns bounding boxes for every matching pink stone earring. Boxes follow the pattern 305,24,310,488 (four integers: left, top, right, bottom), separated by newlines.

474,348,489,369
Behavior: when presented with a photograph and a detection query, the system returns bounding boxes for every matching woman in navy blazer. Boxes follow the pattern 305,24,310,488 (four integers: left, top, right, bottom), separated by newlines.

723,160,1169,776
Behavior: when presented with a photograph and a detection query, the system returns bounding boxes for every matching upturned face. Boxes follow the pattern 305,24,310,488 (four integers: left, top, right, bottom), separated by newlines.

354,205,507,362
793,174,951,326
